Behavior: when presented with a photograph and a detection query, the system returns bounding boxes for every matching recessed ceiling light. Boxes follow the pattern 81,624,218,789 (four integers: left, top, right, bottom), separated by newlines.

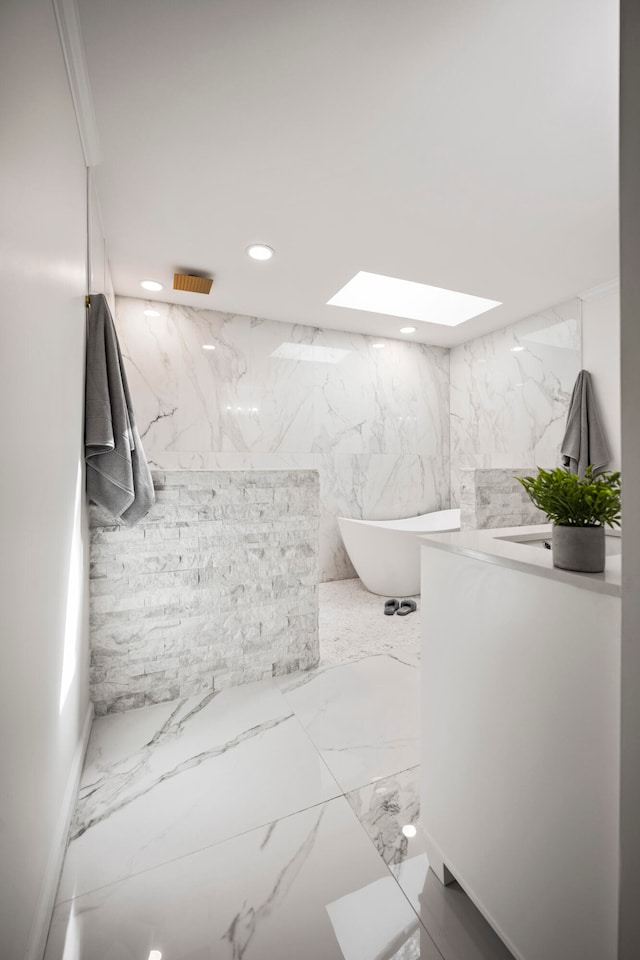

372,342,385,349
402,824,417,838
140,279,164,291
327,271,501,327
511,346,524,352
144,309,160,317
246,244,274,261
400,326,416,334
202,344,216,351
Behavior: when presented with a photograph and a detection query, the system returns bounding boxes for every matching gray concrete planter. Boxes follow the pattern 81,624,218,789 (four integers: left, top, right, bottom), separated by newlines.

552,524,605,573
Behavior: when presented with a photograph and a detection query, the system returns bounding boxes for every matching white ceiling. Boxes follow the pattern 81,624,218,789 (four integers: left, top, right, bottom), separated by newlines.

77,0,619,347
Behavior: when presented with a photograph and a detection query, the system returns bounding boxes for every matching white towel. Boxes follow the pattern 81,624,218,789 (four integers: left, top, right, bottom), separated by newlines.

560,369,610,478
84,294,155,524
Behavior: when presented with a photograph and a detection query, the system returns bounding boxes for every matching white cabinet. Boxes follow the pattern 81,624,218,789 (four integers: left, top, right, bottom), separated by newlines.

420,539,620,960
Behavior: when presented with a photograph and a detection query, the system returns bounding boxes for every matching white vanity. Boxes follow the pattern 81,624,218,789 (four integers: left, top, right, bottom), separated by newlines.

419,524,621,960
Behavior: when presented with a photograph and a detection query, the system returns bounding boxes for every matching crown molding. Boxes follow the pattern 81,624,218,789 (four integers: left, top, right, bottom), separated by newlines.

52,0,101,166
578,278,620,301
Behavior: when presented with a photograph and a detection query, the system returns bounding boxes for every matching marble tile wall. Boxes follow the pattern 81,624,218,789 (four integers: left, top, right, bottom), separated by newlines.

459,468,546,529
450,299,582,505
115,296,451,580
89,469,319,715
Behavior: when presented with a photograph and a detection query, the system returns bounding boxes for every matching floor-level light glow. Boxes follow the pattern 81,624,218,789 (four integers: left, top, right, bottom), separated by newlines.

372,342,385,349
140,279,164,291
271,342,350,364
327,271,501,326
202,344,216,350
148,952,162,960
402,824,417,839
400,326,416,334
144,309,160,317
61,903,80,960
246,244,274,261
511,345,524,352
60,461,84,713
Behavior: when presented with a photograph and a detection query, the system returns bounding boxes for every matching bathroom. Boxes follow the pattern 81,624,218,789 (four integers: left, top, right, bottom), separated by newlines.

2,1,639,958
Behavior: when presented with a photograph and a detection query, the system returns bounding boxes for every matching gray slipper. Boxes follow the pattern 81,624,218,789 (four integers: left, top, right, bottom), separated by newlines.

396,599,417,616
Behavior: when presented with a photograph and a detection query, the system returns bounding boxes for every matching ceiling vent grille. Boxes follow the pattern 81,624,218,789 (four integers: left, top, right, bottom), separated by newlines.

173,273,213,295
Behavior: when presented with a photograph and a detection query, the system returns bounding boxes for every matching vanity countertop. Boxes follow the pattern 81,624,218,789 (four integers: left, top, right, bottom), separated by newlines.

419,524,621,598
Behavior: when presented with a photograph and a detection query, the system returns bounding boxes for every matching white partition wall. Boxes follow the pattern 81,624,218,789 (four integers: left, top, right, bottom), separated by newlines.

619,1,640,954
0,2,91,956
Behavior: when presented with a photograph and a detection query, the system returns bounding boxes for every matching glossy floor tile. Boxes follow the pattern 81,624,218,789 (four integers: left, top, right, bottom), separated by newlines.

46,797,443,960
346,766,424,867
57,679,340,901
48,576,515,959
394,857,515,960
346,767,514,960
276,653,421,793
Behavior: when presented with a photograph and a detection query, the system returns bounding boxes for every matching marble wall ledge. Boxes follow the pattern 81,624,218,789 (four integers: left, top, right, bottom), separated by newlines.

420,525,621,598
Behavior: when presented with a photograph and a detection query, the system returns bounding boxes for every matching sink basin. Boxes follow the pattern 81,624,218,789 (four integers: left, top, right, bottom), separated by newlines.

497,532,622,557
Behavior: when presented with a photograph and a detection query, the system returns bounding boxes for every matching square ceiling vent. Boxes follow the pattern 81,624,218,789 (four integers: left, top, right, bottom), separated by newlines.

173,273,213,295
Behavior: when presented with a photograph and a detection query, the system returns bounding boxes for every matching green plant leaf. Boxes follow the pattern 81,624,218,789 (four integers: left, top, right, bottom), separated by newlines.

515,467,621,528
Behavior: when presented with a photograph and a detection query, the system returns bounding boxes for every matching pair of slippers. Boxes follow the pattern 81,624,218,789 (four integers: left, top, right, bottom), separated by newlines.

384,598,417,616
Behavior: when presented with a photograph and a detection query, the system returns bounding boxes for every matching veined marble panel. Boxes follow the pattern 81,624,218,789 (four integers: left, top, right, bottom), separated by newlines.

47,797,442,960
56,680,340,901
346,767,515,960
275,654,421,793
311,328,449,457
115,296,452,581
450,299,581,505
319,452,450,580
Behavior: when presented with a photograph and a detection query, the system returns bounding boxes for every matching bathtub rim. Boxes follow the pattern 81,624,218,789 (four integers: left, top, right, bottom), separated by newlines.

337,507,461,534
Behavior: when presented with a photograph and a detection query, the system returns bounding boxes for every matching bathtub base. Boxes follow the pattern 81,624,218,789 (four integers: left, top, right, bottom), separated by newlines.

338,509,460,598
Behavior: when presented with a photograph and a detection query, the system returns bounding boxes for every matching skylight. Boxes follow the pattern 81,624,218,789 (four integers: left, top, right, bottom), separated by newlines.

327,271,501,326
271,343,350,363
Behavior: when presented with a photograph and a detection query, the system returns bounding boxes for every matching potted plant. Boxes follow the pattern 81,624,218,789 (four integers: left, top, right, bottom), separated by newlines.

516,466,621,573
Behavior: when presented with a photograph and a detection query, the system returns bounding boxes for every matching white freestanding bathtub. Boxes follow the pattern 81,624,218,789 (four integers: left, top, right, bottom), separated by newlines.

337,508,461,597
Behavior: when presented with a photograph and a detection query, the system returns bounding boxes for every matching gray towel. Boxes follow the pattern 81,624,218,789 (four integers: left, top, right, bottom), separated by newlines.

85,294,155,525
560,369,610,478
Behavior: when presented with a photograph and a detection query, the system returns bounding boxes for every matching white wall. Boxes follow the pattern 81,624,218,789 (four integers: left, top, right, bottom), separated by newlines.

619,1,640,954
89,170,115,313
0,2,91,957
581,283,621,471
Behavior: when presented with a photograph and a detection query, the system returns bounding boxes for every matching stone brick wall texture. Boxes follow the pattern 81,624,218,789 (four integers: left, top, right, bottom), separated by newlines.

89,470,320,716
460,468,546,530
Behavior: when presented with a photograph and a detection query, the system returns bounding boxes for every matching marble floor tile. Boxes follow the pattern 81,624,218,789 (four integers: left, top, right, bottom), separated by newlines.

346,766,424,867
49,575,515,959
346,767,514,959
319,578,421,666
275,654,420,793
57,679,341,901
46,797,444,960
